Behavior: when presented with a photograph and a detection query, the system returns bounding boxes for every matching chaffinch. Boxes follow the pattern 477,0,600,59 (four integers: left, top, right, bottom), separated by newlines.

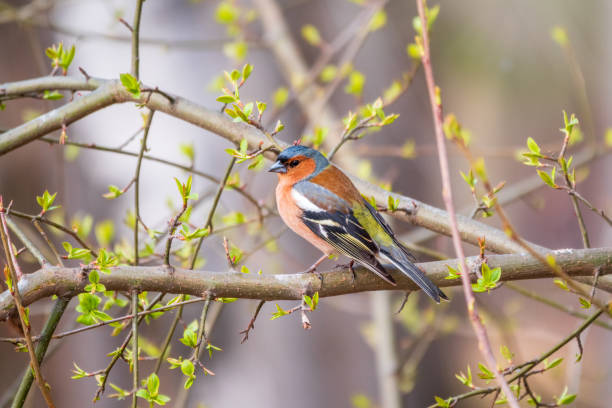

269,145,447,303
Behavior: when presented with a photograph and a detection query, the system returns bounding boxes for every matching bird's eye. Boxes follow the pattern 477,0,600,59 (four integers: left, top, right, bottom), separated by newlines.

289,160,300,168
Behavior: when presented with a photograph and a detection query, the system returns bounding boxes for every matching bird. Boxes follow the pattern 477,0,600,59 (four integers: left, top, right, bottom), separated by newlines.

268,145,448,303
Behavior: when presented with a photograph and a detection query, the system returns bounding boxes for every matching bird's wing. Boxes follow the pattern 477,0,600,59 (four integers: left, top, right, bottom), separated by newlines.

292,181,396,285
361,199,448,303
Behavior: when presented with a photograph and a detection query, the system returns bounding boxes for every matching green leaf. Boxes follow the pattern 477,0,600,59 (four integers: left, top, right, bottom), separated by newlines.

180,360,194,377
43,90,64,100
215,2,238,24
553,278,570,291
501,345,514,363
119,73,141,98
223,40,248,62
36,190,58,213
555,386,576,405
71,363,88,379
551,26,568,46
544,357,563,370
242,63,254,81
477,362,495,381
217,95,236,104
455,365,473,388
460,170,476,189
526,137,541,154
578,297,591,309
271,304,288,320
273,87,289,107
433,396,451,408
344,71,365,97
320,65,337,83
273,120,285,134
445,264,460,280
103,185,123,199
537,169,556,188
605,128,612,147
95,220,115,247
301,24,322,46
147,373,159,396
406,43,422,59
368,10,387,31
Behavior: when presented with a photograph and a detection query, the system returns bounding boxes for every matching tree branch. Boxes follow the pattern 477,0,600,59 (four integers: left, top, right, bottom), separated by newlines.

0,75,556,254
0,248,610,322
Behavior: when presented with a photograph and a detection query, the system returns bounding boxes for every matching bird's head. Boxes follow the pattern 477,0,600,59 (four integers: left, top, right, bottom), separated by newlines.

268,145,329,183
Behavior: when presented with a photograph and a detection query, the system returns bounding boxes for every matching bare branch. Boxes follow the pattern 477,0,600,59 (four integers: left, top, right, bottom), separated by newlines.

0,247,610,322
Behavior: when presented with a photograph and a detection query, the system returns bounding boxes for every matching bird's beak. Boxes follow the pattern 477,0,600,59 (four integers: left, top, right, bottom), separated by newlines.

268,160,287,174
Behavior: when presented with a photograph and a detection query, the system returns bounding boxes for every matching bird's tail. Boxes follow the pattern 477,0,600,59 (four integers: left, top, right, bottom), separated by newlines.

380,244,448,303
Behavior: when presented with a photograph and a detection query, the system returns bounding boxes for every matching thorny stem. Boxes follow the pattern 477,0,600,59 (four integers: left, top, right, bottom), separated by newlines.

0,201,55,408
416,2,519,407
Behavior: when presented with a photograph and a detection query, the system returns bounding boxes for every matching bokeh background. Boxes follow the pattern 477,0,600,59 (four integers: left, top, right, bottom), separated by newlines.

1,0,611,407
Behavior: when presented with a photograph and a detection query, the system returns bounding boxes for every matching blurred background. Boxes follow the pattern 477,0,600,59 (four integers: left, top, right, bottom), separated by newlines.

1,0,611,407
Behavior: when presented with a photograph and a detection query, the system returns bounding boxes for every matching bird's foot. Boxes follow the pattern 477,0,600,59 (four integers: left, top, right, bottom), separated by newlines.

336,260,356,284
300,266,324,284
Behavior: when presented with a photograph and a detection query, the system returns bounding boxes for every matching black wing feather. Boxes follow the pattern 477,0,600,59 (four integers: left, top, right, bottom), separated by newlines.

300,209,396,285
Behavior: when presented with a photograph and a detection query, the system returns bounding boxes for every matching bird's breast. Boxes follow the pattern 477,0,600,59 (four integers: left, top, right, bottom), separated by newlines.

276,183,335,255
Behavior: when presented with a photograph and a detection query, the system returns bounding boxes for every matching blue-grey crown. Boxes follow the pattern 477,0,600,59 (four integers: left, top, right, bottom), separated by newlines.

277,145,329,178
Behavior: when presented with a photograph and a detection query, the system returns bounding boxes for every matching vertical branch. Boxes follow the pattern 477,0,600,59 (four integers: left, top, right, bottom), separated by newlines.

415,2,519,407
192,295,212,361
131,0,145,78
0,200,55,408
131,290,139,408
134,110,155,265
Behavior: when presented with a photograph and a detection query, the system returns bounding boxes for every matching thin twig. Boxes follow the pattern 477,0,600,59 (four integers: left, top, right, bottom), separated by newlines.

0,199,55,408
131,290,139,408
134,110,155,265
10,298,69,408
0,296,207,345
192,295,212,363
415,2,519,407
40,136,266,219
435,309,603,407
5,217,47,267
7,209,97,257
239,300,266,343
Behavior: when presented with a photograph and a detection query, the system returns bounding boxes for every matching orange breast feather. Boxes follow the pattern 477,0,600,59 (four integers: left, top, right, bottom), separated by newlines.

275,180,335,255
